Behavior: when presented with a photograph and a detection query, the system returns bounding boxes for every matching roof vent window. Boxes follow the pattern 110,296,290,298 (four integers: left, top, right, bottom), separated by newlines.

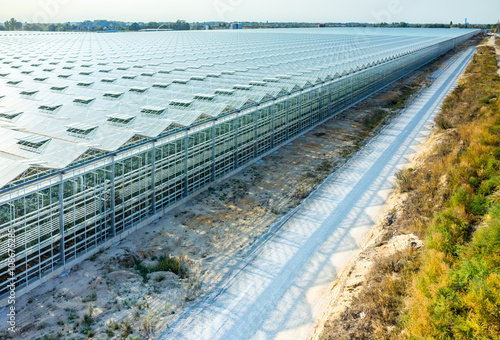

38,104,62,113
77,81,94,87
140,106,166,116
107,113,135,126
169,99,193,109
73,97,95,106
194,94,215,101
50,85,68,92
249,81,267,86
129,87,148,93
152,83,169,89
172,79,189,84
7,80,22,86
101,78,117,83
0,110,23,120
103,91,124,100
20,90,39,97
16,135,51,153
233,84,252,91
215,89,235,96
66,123,98,138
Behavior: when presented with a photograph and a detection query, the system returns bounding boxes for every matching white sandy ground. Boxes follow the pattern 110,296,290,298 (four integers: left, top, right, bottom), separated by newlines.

159,48,477,340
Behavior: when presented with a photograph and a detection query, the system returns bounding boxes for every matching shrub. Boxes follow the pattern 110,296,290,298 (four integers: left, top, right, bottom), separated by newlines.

435,115,453,129
395,169,412,192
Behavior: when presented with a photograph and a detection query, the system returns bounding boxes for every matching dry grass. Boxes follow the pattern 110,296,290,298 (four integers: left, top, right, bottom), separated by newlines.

321,248,420,340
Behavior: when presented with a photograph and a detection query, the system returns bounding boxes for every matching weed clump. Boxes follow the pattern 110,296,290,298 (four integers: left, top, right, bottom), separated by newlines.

134,254,187,281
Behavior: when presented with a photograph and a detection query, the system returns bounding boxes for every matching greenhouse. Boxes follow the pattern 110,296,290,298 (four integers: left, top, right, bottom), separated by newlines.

0,28,478,298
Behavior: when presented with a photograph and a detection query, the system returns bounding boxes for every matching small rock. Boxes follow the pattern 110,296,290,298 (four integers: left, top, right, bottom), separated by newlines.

140,259,159,269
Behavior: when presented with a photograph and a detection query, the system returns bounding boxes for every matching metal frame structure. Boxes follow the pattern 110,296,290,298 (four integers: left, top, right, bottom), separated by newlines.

0,28,478,299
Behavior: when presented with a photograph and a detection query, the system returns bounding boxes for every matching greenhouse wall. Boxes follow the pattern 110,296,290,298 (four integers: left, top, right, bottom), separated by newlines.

0,31,477,301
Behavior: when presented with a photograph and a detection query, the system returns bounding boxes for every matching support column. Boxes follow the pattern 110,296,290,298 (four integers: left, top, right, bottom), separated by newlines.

234,116,239,166
211,124,216,181
58,173,65,265
184,132,189,197
150,142,156,215
253,109,258,158
270,104,275,149
110,156,116,237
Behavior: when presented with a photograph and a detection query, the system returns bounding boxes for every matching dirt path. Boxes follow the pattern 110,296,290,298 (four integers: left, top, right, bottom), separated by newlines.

486,36,500,76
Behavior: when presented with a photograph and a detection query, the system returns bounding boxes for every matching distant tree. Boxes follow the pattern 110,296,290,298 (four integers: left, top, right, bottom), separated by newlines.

129,22,141,31
4,18,21,31
147,22,160,29
172,20,190,30
398,22,408,28
23,23,45,31
47,24,56,31
0,25,5,31
450,21,453,27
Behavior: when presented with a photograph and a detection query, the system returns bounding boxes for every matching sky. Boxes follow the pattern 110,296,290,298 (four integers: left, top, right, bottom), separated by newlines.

0,0,499,24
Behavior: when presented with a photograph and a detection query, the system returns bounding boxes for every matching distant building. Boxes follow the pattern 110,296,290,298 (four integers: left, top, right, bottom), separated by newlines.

231,23,242,29
318,24,326,28
139,28,173,32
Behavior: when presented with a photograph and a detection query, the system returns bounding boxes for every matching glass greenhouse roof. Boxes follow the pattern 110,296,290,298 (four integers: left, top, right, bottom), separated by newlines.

0,27,478,187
